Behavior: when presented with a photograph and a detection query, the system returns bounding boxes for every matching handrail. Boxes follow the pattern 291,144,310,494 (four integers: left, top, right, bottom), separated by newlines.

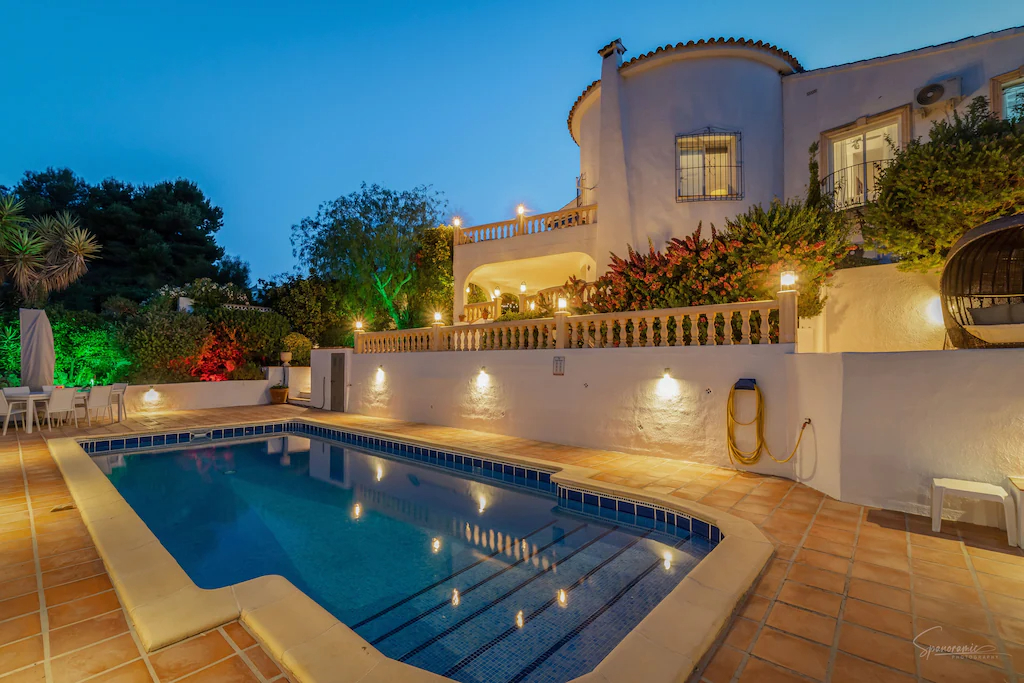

357,296,795,353
455,204,597,246
820,159,893,209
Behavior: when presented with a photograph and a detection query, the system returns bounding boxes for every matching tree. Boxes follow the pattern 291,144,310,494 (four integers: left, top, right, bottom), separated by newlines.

11,168,247,309
408,224,454,325
290,183,447,329
0,196,101,304
258,273,345,345
861,97,1024,271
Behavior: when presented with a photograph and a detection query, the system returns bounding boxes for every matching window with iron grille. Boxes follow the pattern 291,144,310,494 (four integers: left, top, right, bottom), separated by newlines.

676,130,742,202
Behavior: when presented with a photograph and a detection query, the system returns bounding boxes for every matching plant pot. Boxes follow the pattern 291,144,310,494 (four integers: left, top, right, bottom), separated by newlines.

280,351,293,367
269,387,289,404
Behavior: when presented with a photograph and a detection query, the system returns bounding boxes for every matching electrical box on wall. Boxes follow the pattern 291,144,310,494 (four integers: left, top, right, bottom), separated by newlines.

553,357,565,376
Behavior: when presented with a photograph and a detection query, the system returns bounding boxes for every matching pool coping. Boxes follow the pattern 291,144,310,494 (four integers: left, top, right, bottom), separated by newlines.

47,415,774,683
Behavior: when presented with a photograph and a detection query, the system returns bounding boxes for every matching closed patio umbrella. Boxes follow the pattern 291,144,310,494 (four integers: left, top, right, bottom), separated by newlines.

20,309,55,390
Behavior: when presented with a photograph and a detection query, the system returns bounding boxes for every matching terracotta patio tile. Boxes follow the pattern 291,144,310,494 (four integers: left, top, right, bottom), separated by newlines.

176,656,258,683
913,576,983,606
977,572,1024,599
918,650,1012,683
915,618,1004,667
842,598,914,639
0,663,46,682
912,557,974,586
724,617,759,651
222,622,256,650
972,557,1024,581
0,576,38,601
86,659,154,682
910,532,963,552
44,574,113,607
838,623,915,674
150,631,235,682
50,632,139,683
38,547,100,572
964,545,1024,565
851,561,911,590
700,644,744,683
803,535,854,559
830,652,915,683
807,524,855,546
847,578,911,612
736,656,809,683
765,602,836,645
855,548,910,572
0,634,44,677
913,594,992,633
985,592,1024,619
795,548,850,575
0,612,41,649
244,645,281,679
47,590,121,630
750,627,829,681
739,594,771,622
786,563,846,594
41,560,107,589
994,615,1024,644
777,581,843,618
0,593,39,622
0,562,35,584
50,609,129,658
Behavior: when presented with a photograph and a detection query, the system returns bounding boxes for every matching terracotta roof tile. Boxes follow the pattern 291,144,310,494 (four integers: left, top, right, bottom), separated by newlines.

566,37,804,143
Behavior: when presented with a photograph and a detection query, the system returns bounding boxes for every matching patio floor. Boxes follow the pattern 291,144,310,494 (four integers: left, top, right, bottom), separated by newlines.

2,404,1022,683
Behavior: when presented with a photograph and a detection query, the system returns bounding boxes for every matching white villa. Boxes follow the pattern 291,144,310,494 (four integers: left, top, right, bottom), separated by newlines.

453,26,1024,323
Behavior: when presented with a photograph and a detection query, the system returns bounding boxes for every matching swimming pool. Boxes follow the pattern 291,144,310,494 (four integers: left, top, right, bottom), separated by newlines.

93,427,716,683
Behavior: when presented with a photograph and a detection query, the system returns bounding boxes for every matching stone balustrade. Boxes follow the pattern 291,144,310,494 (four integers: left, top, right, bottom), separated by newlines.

454,205,597,246
356,294,796,353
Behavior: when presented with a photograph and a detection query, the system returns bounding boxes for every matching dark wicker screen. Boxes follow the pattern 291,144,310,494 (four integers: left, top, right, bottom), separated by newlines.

941,214,1024,348
676,130,742,202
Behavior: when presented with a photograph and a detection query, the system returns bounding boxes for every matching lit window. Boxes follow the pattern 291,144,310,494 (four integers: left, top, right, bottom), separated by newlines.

676,130,742,201
1003,81,1024,120
824,119,900,209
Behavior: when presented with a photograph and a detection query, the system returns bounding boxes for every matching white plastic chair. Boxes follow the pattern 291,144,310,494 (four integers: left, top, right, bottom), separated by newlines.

40,387,78,430
111,382,129,420
0,391,28,435
85,385,114,426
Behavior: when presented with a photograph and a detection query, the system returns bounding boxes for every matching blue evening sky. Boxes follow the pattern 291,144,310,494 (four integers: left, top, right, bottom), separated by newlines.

3,1,1022,281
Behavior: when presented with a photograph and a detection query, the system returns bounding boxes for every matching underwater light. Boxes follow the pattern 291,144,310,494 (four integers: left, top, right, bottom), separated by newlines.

663,551,672,570
432,538,441,553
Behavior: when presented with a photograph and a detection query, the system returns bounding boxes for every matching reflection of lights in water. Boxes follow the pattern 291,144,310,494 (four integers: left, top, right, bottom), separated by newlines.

478,495,487,513
515,610,524,628
452,589,460,606
663,551,672,570
521,539,527,554
557,589,567,607
353,503,361,519
432,538,441,553
375,465,383,482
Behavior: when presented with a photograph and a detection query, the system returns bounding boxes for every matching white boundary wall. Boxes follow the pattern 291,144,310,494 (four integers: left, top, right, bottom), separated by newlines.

341,346,1024,527
121,367,286,413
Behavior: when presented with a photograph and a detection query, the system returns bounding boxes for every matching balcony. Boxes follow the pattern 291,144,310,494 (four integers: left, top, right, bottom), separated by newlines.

820,159,894,210
455,204,597,246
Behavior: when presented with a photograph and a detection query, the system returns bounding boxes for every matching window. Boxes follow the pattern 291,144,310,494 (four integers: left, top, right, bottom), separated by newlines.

1002,80,1024,120
676,130,742,201
821,109,906,209
992,69,1024,120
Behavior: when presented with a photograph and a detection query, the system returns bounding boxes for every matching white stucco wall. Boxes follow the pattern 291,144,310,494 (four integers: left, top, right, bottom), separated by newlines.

123,376,277,413
820,263,945,353
834,349,1024,526
782,27,1024,201
348,344,800,481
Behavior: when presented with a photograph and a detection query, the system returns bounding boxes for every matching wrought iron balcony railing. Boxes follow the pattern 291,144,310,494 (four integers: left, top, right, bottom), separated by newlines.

820,159,894,209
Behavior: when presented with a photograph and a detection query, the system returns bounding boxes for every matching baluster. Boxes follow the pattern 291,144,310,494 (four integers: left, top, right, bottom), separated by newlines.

739,310,751,344
758,309,769,344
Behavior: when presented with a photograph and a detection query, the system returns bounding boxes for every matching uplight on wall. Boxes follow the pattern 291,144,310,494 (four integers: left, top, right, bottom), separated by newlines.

476,367,489,388
375,365,385,384
656,368,680,399
529,301,535,311
926,296,944,326
143,386,159,405
780,271,797,289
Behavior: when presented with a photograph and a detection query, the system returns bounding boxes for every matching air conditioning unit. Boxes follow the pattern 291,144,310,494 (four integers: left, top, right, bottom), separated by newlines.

914,77,962,109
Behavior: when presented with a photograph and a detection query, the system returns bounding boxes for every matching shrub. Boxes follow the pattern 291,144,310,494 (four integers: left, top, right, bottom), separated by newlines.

207,308,290,366
258,274,344,344
122,309,209,383
282,332,312,366
228,362,266,381
157,277,250,310
862,97,1024,271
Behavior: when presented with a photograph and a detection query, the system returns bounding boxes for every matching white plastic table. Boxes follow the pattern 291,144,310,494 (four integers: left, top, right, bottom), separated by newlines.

23,388,101,434
932,478,1018,547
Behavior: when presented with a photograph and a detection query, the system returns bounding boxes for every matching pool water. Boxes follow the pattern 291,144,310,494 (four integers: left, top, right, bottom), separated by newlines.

97,434,712,683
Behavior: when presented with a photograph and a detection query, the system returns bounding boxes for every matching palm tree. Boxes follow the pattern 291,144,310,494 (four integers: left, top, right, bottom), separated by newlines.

0,196,100,303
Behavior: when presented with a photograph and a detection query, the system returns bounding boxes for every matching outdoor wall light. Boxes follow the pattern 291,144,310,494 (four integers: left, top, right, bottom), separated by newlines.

434,311,442,322
780,271,797,288
926,296,943,326
516,204,525,216
466,286,471,294
520,281,527,293
476,366,490,389
557,297,567,310
493,287,501,299
656,370,680,399
375,365,385,384
663,368,671,379
143,386,158,404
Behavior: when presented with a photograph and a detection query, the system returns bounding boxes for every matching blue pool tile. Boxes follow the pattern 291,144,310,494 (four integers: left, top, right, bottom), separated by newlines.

254,425,264,434
692,518,710,539
636,505,654,519
95,441,109,452
711,526,721,543
139,436,151,447
599,496,616,510
212,430,222,438
166,434,177,444
110,439,124,451
567,489,583,503
539,472,551,484
583,493,598,507
125,438,138,449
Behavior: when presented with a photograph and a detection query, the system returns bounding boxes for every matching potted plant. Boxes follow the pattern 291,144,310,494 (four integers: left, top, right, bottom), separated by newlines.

269,382,288,404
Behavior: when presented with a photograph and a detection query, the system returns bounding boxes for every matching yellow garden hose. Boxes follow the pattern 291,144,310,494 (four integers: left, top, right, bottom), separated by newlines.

726,384,810,466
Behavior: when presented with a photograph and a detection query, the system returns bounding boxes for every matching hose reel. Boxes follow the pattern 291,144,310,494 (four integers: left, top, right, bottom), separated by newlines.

726,378,810,466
